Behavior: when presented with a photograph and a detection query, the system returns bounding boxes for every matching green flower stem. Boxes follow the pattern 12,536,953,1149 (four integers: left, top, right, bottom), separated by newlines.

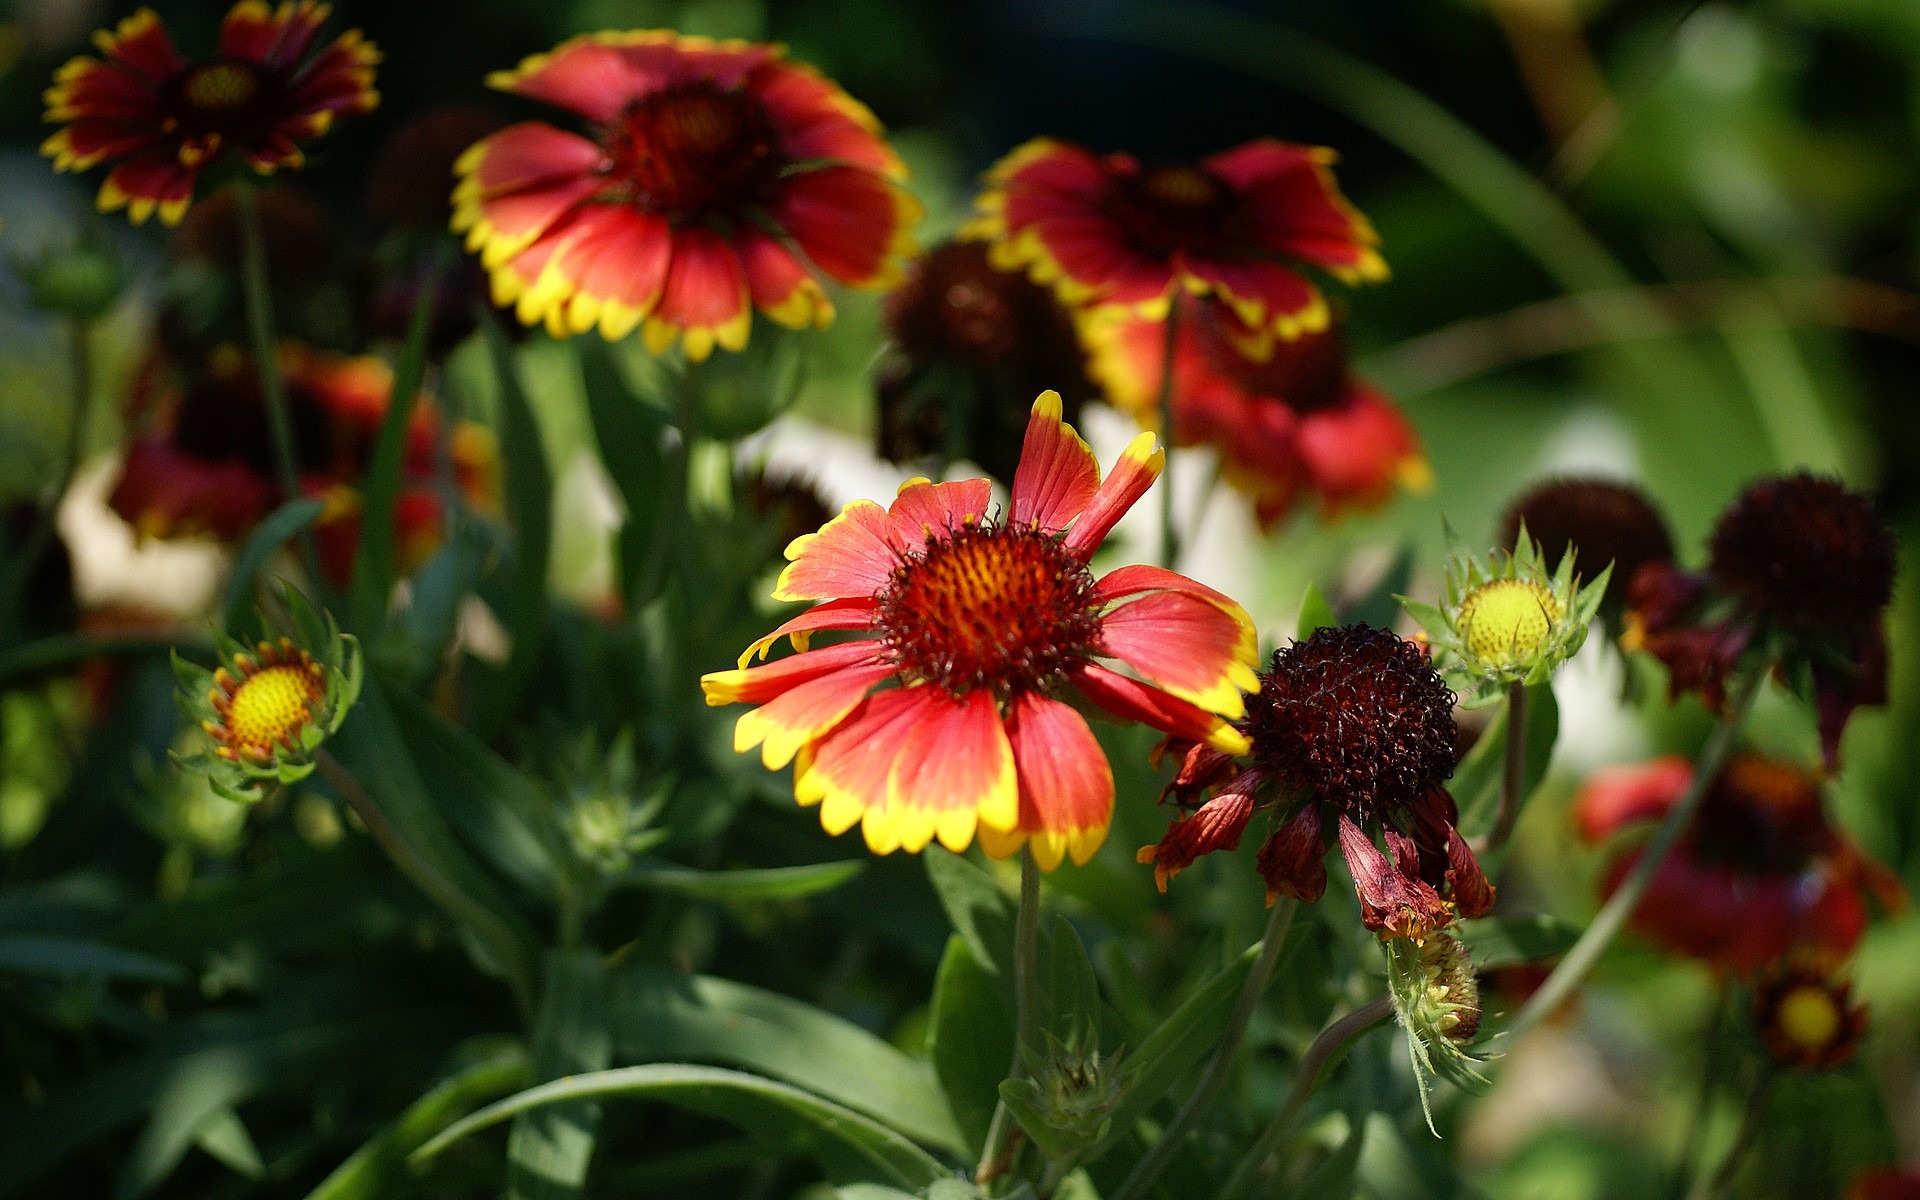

1509,666,1769,1035
1688,1068,1772,1200
1489,681,1528,851
1155,301,1182,571
1222,994,1395,1200
976,847,1042,1188
2,316,92,631
1111,898,1298,1200
316,749,533,1015
1670,983,1735,1200
232,181,321,582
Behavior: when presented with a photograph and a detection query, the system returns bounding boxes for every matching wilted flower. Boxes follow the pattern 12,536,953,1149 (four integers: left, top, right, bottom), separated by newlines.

703,392,1260,869
1403,526,1607,707
1083,296,1426,527
173,588,361,801
876,239,1093,485
1498,477,1672,625
453,30,919,357
1625,473,1895,766
1574,753,1904,973
964,137,1385,344
1141,624,1494,939
1752,961,1866,1070
42,3,379,225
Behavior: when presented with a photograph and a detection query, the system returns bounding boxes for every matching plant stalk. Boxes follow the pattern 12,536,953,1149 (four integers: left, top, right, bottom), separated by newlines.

1112,898,1298,1200
1688,1070,1772,1200
1155,301,1182,570
1509,666,1768,1035
1488,681,1528,851
1222,995,1395,1199
976,847,1043,1188
1669,982,1734,1200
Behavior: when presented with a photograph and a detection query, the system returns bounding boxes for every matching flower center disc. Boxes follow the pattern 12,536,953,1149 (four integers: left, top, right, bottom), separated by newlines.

226,663,324,756
164,61,279,142
878,523,1100,698
1457,579,1561,668
1110,164,1235,258
604,82,781,219
1777,985,1843,1051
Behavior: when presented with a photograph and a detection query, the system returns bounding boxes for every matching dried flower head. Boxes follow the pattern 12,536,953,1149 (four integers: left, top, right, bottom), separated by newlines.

1499,477,1673,619
1403,525,1608,706
173,588,361,802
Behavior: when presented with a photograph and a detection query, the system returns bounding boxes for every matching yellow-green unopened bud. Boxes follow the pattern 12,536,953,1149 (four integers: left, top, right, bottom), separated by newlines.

1457,578,1562,669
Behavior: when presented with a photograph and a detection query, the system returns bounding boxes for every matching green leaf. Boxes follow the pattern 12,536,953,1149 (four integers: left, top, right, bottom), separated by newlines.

1296,582,1338,641
1455,913,1583,971
302,1040,529,1200
924,848,1014,975
0,934,184,984
614,859,864,902
1036,914,1101,1050
1451,682,1558,841
191,1106,263,1180
1081,942,1260,1163
220,497,326,635
609,965,965,1154
997,1078,1079,1162
470,314,554,739
510,950,611,1200
346,274,436,633
926,935,1013,1154
411,1065,947,1190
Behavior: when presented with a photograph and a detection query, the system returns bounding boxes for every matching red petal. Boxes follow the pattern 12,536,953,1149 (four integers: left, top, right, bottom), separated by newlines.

882,688,1017,855
734,661,892,769
699,640,884,706
886,478,992,545
1572,756,1691,842
772,166,917,286
1441,817,1496,918
488,34,658,122
794,688,926,838
984,692,1113,870
94,9,184,79
1257,803,1328,904
1295,383,1423,515
738,597,878,666
1010,391,1100,533
752,58,903,178
1137,778,1252,890
774,499,904,603
1063,430,1162,557
1069,662,1249,755
551,206,674,339
1181,256,1324,338
1098,590,1258,719
736,228,832,330
645,226,750,360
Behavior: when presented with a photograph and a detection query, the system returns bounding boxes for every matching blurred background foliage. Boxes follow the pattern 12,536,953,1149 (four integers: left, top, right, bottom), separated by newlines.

1,0,1918,1197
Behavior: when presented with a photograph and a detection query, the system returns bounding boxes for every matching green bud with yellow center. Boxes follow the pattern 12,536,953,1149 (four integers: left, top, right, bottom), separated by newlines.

1401,520,1608,706
1386,932,1489,1133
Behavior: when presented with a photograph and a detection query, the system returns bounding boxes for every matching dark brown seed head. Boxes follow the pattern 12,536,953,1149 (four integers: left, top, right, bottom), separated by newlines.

1708,474,1894,636
1500,476,1674,588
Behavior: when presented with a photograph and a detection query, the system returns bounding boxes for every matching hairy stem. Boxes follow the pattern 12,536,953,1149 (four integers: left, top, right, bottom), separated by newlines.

1510,666,1768,1034
1489,681,1528,851
1112,899,1298,1200
1222,995,1395,1199
976,848,1043,1188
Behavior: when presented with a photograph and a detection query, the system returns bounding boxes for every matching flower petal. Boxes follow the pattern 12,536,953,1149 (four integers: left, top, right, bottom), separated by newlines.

736,228,834,331
774,499,904,603
1010,391,1100,533
738,597,878,666
981,693,1113,870
452,123,606,267
551,205,674,340
772,165,920,288
643,226,750,361
485,32,661,122
1098,590,1260,719
752,58,905,179
1571,756,1691,842
1069,663,1249,755
1063,431,1162,558
883,688,1017,855
1257,803,1328,904
794,687,926,836
887,477,992,545
1137,777,1253,890
699,639,883,706
733,661,893,770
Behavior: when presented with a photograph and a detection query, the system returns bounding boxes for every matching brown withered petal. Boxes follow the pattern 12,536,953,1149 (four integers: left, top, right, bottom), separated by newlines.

1336,813,1450,937
1257,802,1327,904
1139,779,1259,892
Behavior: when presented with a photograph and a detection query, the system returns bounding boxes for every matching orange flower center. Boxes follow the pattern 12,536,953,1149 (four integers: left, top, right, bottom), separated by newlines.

224,663,325,757
1109,164,1236,258
183,62,259,110
878,523,1100,699
603,82,781,218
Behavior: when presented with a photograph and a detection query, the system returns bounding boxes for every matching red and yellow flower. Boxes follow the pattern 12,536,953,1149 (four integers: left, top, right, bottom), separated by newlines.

109,342,496,582
453,30,920,358
964,137,1385,343
702,392,1260,869
1574,753,1905,972
42,3,379,225
1085,297,1426,527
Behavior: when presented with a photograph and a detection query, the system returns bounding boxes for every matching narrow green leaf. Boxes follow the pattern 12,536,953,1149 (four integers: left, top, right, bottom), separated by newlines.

608,965,965,1154
191,1107,263,1180
303,1041,529,1200
347,270,438,632
470,313,554,738
615,859,864,902
927,935,1012,1156
221,497,326,635
412,1065,947,1190
1296,582,1338,641
1037,914,1101,1046
0,935,184,984
509,950,611,1200
924,848,1014,975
